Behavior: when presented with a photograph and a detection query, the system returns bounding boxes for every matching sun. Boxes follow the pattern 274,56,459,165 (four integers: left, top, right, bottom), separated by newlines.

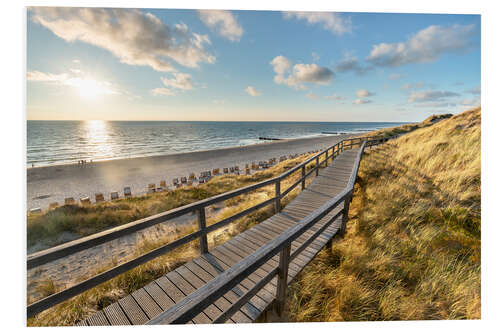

68,77,113,99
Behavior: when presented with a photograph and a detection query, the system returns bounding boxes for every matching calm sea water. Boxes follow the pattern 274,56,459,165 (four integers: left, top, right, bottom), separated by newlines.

27,120,406,167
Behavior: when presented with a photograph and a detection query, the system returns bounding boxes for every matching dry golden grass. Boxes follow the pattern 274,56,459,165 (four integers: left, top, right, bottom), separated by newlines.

27,151,323,326
287,108,480,321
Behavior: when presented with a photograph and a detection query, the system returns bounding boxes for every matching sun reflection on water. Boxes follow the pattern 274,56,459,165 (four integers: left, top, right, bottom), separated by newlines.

83,120,112,160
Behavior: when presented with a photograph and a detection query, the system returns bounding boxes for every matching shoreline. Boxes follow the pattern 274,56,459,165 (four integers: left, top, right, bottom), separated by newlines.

27,134,351,210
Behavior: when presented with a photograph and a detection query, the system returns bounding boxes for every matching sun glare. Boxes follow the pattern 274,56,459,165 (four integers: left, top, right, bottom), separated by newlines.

69,78,113,99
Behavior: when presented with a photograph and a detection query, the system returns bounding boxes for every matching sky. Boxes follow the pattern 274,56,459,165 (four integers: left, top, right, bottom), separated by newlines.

26,7,481,122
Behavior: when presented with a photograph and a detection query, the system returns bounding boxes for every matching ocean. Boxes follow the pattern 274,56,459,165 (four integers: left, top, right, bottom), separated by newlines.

27,120,407,167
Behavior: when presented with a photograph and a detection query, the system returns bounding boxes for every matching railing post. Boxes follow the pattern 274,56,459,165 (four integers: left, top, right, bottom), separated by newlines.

301,165,306,190
341,140,344,153
275,244,291,316
315,156,319,176
339,193,352,237
325,149,329,166
197,207,209,253
275,179,281,213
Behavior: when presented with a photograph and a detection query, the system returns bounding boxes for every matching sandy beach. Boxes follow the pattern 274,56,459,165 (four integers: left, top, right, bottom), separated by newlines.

27,134,350,210
26,134,350,302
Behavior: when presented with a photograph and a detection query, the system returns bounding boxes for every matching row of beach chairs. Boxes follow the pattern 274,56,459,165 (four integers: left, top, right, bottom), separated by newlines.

30,148,329,213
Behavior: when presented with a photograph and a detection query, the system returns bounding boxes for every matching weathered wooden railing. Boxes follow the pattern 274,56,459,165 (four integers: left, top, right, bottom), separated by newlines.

147,140,372,324
27,134,391,318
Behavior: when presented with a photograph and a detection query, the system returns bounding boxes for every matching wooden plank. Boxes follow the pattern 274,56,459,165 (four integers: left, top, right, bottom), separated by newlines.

143,282,175,311
211,246,277,299
199,253,273,309
176,265,250,323
131,288,162,320
235,231,308,273
193,256,268,313
117,295,149,325
183,260,258,321
166,270,223,322
156,276,211,324
103,302,131,326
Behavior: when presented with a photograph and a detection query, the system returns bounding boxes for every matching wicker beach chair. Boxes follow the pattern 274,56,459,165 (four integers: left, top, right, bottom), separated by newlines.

235,166,239,171
246,168,251,175
188,173,196,180
160,180,167,188
95,193,104,202
124,187,132,197
223,168,229,174
181,177,187,184
80,196,91,205
173,178,179,186
64,197,75,205
199,177,205,184
110,191,119,200
229,166,234,173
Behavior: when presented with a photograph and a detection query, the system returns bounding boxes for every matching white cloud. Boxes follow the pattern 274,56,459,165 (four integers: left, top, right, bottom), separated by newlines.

27,70,68,82
367,24,476,67
334,55,372,75
388,73,406,80
306,92,320,100
414,102,457,108
198,10,243,42
356,89,375,98
152,72,194,96
465,85,481,95
354,99,372,105
401,82,425,91
408,90,460,103
283,11,352,35
72,59,80,64
27,69,127,99
161,73,193,91
460,97,481,106
270,56,334,90
30,7,215,72
245,86,261,96
151,87,176,96
324,93,345,101
312,52,320,62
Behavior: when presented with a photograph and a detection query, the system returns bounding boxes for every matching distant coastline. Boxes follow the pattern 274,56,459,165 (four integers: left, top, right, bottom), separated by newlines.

27,134,354,210
27,120,407,168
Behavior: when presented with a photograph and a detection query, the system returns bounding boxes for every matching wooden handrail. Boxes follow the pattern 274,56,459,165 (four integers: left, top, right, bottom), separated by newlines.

148,142,367,325
27,134,394,318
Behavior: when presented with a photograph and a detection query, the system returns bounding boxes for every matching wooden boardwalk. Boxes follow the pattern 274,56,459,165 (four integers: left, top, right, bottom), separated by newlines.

76,148,361,325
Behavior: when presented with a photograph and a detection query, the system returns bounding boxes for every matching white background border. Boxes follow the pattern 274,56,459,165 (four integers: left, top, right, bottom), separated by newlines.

1,0,498,332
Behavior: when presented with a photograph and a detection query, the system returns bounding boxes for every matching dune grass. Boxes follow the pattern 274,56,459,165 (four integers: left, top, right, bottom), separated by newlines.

286,108,480,321
27,151,324,326
27,153,321,251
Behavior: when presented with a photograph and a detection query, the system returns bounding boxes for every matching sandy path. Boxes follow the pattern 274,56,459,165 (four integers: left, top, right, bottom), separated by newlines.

27,134,349,210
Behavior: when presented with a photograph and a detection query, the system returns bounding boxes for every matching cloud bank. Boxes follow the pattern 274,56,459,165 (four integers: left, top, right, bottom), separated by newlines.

30,7,215,72
270,55,334,90
198,10,243,42
283,11,352,35
367,24,476,67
